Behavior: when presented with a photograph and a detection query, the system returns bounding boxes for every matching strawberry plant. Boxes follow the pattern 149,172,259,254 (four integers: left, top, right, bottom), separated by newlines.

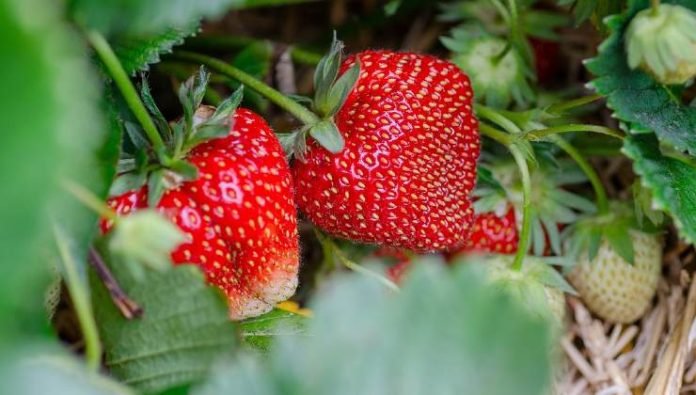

5,0,696,393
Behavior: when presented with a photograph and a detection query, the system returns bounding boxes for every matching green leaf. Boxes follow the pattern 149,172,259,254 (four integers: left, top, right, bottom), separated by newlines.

0,0,113,342
194,264,552,395
90,249,237,393
113,24,200,76
622,133,696,244
68,0,242,36
586,0,696,155
309,120,345,153
1,348,133,395
238,309,308,352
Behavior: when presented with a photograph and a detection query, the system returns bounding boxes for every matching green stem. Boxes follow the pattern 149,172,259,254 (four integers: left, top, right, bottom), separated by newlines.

550,136,609,215
651,0,661,15
509,144,532,271
171,51,321,126
314,230,399,292
63,180,117,222
476,104,522,134
86,31,166,156
53,226,102,371
184,35,323,66
545,93,603,115
525,124,624,140
480,123,513,146
337,252,400,292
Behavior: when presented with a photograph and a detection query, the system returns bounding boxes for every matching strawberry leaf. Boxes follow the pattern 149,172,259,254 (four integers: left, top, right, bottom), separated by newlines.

0,0,115,342
586,0,696,155
1,350,133,395
238,308,307,352
90,246,237,394
113,24,200,76
623,133,696,244
194,263,552,395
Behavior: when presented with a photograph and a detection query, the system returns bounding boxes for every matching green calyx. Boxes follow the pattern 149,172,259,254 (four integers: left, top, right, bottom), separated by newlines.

474,158,596,256
282,34,360,159
444,28,534,108
455,254,574,328
563,200,662,267
113,67,244,206
625,4,696,84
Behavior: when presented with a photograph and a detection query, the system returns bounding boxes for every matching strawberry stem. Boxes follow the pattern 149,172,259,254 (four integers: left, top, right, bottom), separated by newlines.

53,226,103,372
510,144,532,271
86,31,167,158
170,51,321,126
184,35,323,66
314,230,399,292
63,180,118,222
525,124,624,140
550,135,610,215
545,93,603,114
479,123,514,146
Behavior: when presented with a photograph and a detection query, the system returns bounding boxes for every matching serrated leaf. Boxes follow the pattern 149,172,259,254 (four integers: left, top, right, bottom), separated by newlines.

90,249,237,393
239,309,308,352
0,0,114,342
586,0,696,155
195,264,552,395
623,133,696,244
113,24,200,76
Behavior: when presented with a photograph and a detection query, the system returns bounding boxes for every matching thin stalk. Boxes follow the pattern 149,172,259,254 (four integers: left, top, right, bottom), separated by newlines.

63,180,117,222
480,123,513,146
184,35,323,66
170,51,320,126
652,0,661,15
87,31,166,156
476,104,522,134
525,124,624,140
510,144,532,271
315,230,399,292
53,226,102,371
551,135,609,215
337,252,400,292
546,93,603,114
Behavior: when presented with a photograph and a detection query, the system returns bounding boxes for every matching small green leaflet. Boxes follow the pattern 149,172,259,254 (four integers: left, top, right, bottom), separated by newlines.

586,0,696,156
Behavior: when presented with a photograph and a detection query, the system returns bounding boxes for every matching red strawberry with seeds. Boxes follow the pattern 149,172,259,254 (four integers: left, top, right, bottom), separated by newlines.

463,207,519,255
293,50,480,252
103,85,299,320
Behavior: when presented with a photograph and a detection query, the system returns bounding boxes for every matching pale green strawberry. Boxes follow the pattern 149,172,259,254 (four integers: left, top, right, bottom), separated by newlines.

568,230,661,324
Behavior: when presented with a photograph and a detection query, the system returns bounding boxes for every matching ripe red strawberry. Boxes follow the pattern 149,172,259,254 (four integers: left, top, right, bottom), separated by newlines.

293,51,480,252
103,108,299,320
462,207,519,255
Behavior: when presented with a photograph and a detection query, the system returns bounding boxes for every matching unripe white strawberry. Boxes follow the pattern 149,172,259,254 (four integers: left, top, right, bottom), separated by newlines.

568,231,661,324
479,255,568,328
625,4,696,84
